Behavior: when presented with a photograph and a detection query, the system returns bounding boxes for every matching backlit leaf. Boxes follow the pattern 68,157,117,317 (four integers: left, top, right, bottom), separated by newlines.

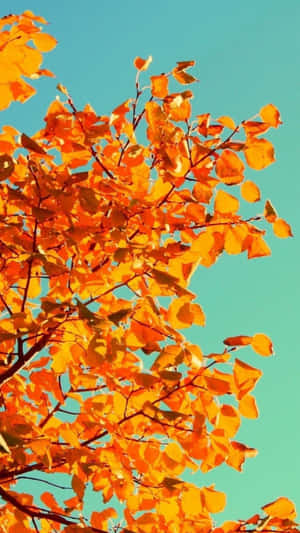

202,486,226,513
134,55,152,71
251,333,273,356
273,218,293,238
244,138,275,170
224,335,252,347
214,190,239,214
240,180,260,202
32,33,57,52
262,497,296,519
260,104,282,128
216,150,244,185
151,74,168,98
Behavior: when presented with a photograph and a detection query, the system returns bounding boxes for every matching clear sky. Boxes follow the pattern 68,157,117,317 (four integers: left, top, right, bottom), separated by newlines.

2,0,300,525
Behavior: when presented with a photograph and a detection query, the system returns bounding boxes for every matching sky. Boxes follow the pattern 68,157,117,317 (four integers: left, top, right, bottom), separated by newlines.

2,0,300,526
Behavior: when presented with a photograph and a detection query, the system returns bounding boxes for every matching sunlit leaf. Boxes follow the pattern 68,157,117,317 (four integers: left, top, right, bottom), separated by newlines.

134,55,152,71
240,180,260,202
273,218,293,238
251,333,273,356
260,104,282,128
262,497,296,519
244,138,275,170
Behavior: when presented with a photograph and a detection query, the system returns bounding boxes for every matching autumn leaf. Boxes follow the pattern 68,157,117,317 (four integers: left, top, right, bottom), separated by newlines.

240,180,261,202
214,190,239,214
262,497,297,519
134,55,152,71
32,32,57,52
273,218,293,238
251,333,273,356
151,74,168,98
260,104,282,128
244,138,275,170
216,150,244,185
224,335,252,347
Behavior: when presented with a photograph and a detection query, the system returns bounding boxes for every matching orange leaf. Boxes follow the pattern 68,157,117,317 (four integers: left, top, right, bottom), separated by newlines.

217,116,236,130
262,497,296,519
247,235,271,259
243,121,270,137
260,104,282,128
181,486,203,517
239,394,259,419
40,492,64,514
91,508,118,528
214,190,239,214
273,218,293,238
151,74,168,98
233,359,262,399
244,138,275,170
251,333,273,356
218,404,240,438
216,150,244,184
240,180,260,202
223,335,252,347
173,70,197,84
32,32,57,52
134,55,152,71
201,486,226,513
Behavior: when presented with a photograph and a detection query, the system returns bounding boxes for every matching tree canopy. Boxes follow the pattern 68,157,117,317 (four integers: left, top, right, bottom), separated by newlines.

0,10,297,533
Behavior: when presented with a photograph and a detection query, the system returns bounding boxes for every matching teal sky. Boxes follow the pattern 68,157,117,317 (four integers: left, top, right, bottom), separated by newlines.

2,0,300,525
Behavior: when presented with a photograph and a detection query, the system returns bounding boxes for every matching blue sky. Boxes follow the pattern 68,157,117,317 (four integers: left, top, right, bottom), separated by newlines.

2,0,300,525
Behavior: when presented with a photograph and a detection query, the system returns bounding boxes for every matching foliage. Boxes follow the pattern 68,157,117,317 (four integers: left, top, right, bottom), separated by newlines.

0,10,297,533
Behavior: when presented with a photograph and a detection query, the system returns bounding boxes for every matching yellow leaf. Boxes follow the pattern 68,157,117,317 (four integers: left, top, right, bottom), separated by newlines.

217,404,240,438
240,180,261,202
181,486,203,517
239,394,259,419
32,33,57,52
217,116,236,130
247,235,271,259
214,190,239,214
260,104,282,128
201,486,226,513
165,442,184,463
251,333,273,356
244,138,275,170
273,218,293,238
216,150,244,184
233,359,262,399
262,497,296,519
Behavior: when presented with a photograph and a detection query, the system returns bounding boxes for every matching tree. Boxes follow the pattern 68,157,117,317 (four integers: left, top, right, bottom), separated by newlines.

0,10,297,533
